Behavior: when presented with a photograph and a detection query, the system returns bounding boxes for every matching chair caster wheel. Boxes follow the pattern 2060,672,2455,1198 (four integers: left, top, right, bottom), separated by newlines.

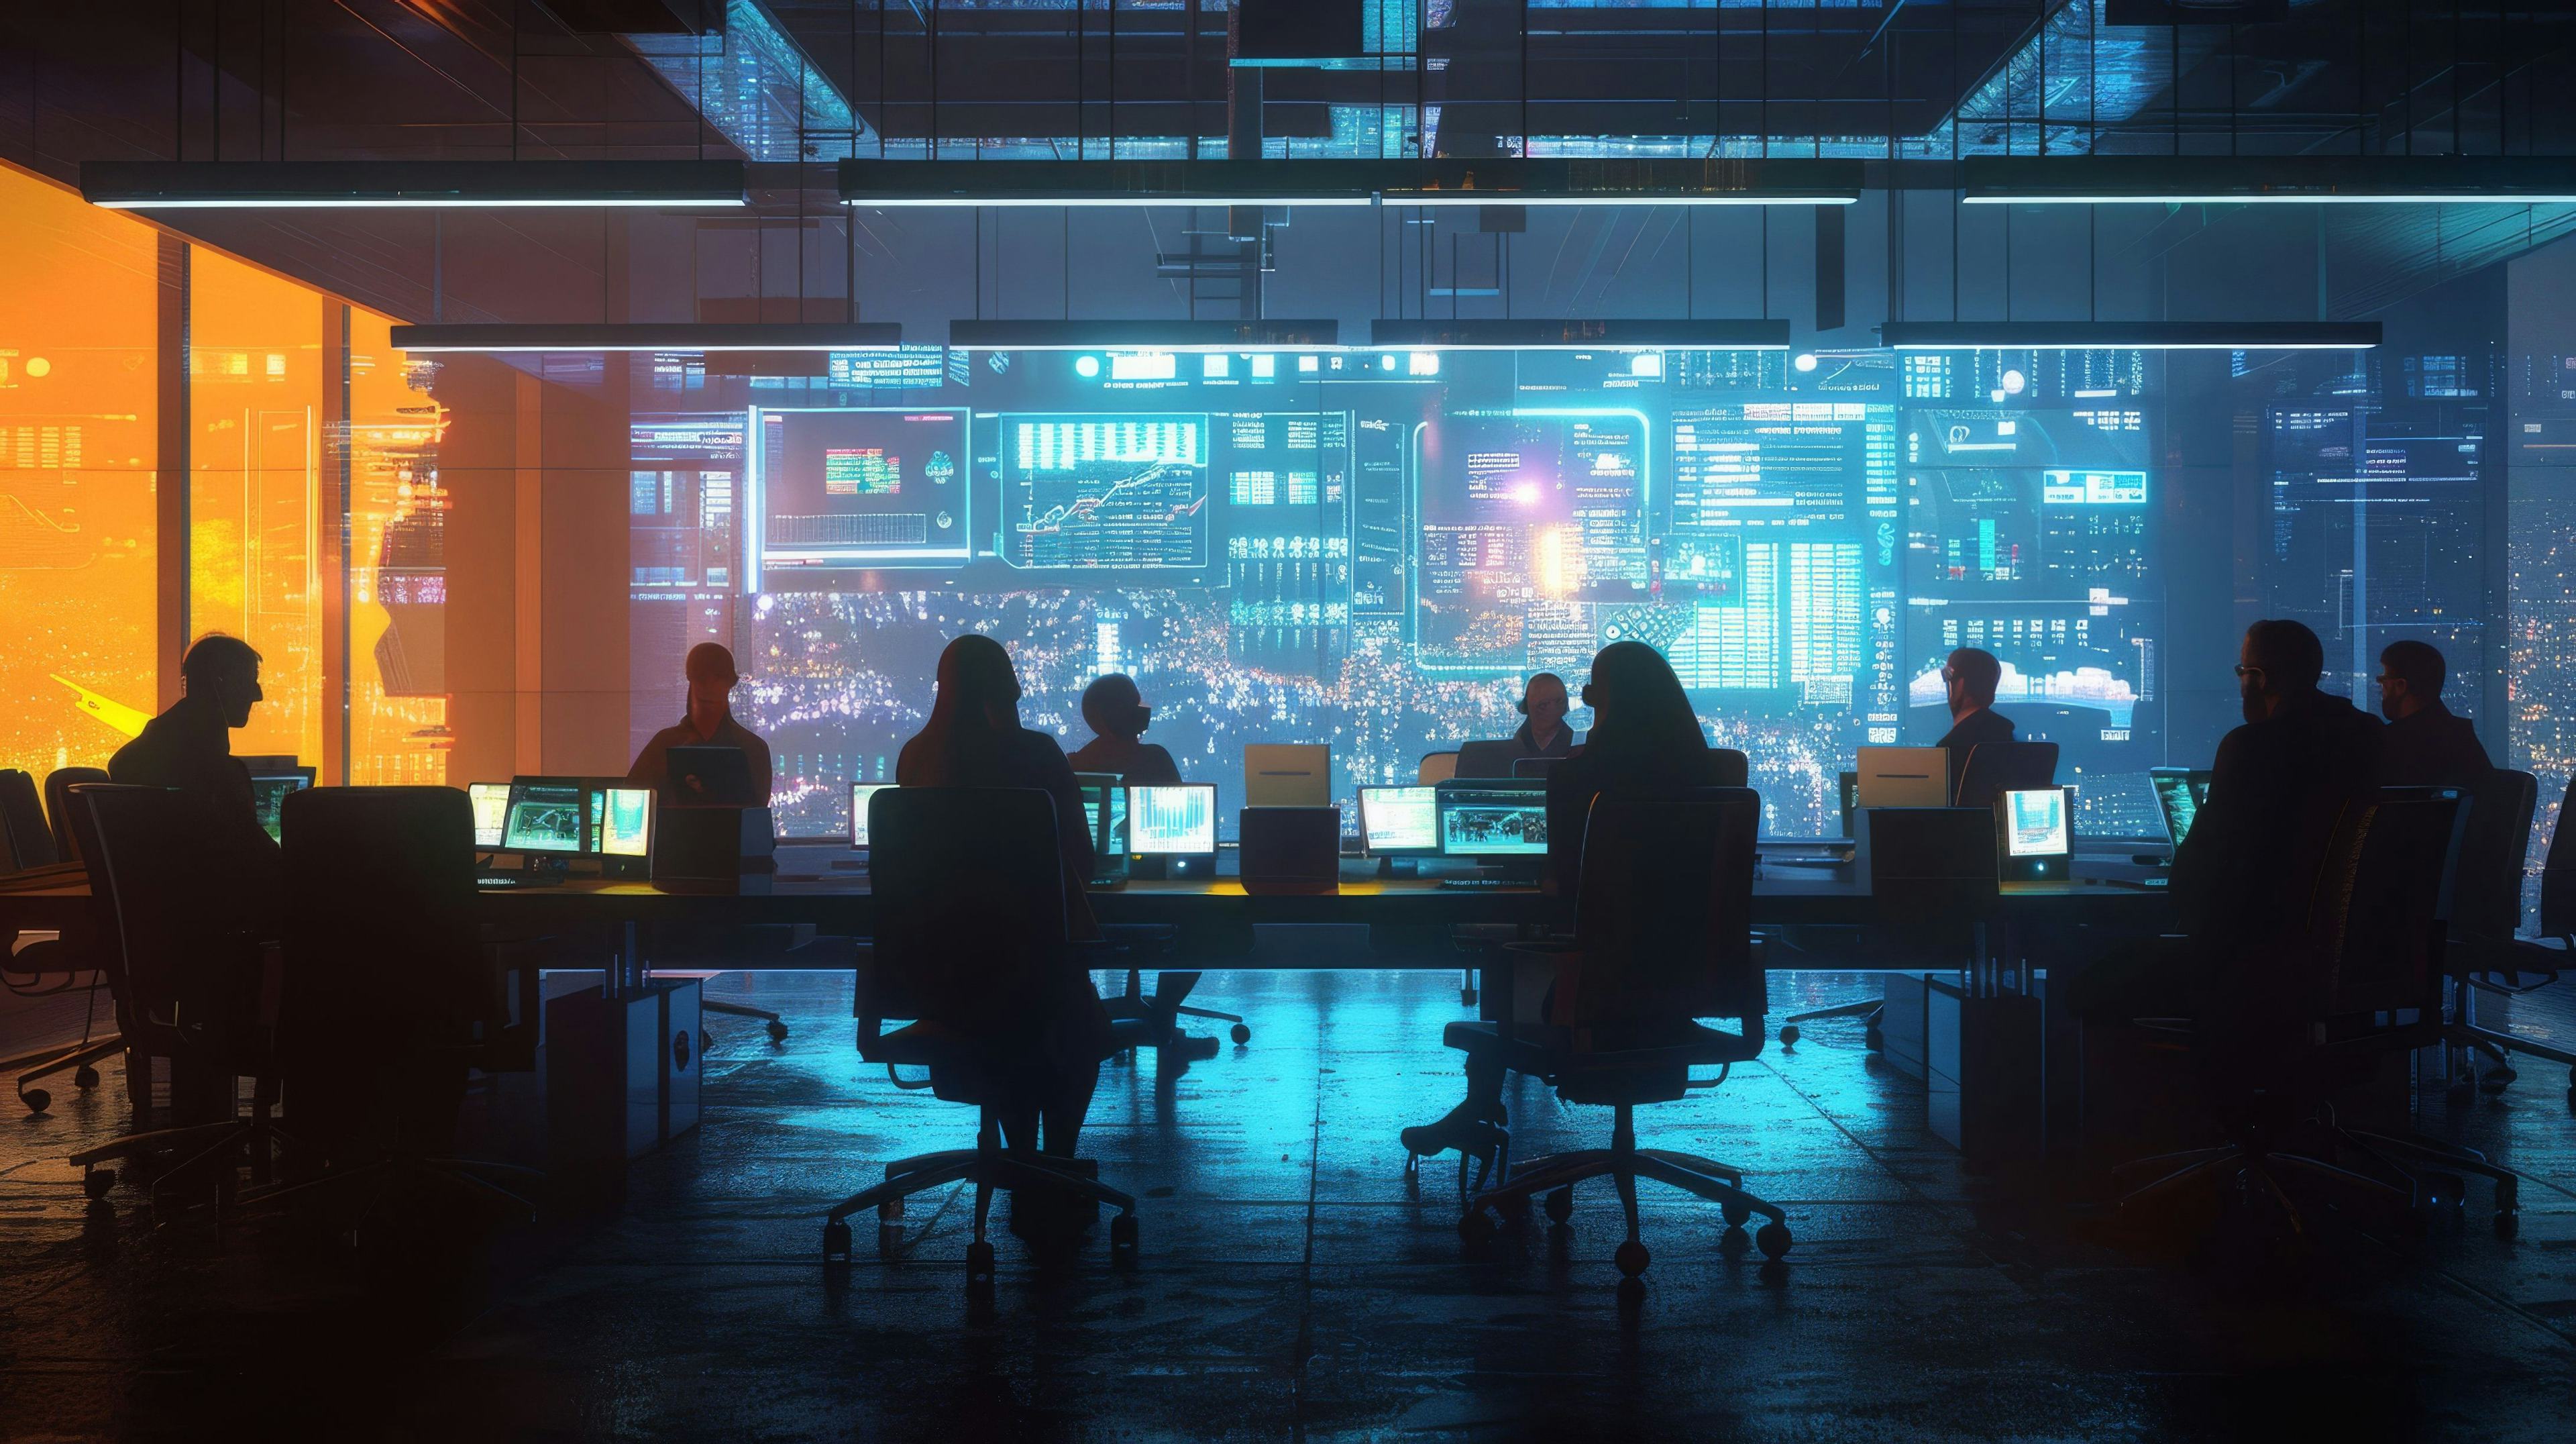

2495,1210,2520,1241
1720,1224,1751,1257
1111,1213,1138,1264
74,1065,100,1090
1544,1187,1574,1225
965,1239,997,1284
1230,1023,1251,1045
20,1088,48,1115
1721,1199,1752,1228
1458,1208,1497,1245
1613,1239,1651,1278
83,1169,115,1200
1777,1024,1801,1047
822,1219,852,1262
1863,1026,1883,1053
765,1021,790,1044
1755,1222,1793,1259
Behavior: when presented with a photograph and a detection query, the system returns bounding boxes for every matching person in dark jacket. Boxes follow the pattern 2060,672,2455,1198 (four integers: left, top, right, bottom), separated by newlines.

628,642,773,805
109,634,280,917
2374,639,2491,788
1508,672,1578,762
1935,647,2016,801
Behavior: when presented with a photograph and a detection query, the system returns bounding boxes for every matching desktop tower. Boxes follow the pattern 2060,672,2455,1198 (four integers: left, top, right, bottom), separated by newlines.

545,978,702,1166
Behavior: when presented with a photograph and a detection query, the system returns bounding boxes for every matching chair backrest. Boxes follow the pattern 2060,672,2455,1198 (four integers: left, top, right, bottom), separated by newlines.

0,770,53,871
277,787,487,1049
2306,787,2468,1020
1417,751,1459,785
1452,740,1522,780
2451,769,2536,948
73,784,233,1046
1953,741,2059,809
864,787,1070,1029
2541,773,2576,940
46,767,107,864
1568,788,1764,1027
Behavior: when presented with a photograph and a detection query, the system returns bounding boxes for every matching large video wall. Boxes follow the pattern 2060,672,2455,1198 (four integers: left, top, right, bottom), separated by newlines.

625,343,2169,839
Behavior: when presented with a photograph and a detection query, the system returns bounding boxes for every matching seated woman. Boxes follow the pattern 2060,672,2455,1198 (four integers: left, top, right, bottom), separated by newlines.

1066,673,1183,784
1401,640,1719,1164
896,635,1112,1177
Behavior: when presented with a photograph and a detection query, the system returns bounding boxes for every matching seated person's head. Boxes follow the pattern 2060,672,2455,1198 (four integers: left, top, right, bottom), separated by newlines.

2376,639,2447,722
1519,672,1569,737
1580,642,1704,755
685,642,741,725
1081,674,1151,741
2239,619,2326,721
1943,648,2002,715
181,635,264,729
938,634,1024,730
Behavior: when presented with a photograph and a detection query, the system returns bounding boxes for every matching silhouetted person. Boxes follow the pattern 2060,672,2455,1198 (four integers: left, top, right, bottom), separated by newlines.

898,636,1111,1210
1507,672,1578,762
109,635,280,894
1066,673,1182,784
2375,639,2491,788
2073,620,2382,1023
629,643,773,804
1936,647,2016,799
1403,641,1718,1163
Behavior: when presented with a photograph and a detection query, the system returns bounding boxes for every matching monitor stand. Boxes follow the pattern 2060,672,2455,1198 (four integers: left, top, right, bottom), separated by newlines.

1375,856,1419,879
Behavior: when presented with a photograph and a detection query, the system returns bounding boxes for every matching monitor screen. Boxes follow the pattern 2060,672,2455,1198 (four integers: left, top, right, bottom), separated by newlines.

468,782,510,848
1437,783,1550,858
594,787,653,858
850,784,894,847
2003,788,2072,858
1074,774,1128,859
248,773,311,844
1128,784,1217,855
2149,769,2201,845
502,779,589,854
1358,785,1440,855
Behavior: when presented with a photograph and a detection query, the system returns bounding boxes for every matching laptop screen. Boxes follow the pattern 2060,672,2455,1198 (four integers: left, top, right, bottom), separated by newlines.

468,782,511,848
1128,784,1217,855
2150,769,2205,847
248,772,311,844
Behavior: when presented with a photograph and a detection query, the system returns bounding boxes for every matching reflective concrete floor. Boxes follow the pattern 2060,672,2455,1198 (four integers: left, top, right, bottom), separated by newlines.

5,968,2576,1440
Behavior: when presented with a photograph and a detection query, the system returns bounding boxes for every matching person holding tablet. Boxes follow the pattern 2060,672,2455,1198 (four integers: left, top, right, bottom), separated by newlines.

628,643,773,804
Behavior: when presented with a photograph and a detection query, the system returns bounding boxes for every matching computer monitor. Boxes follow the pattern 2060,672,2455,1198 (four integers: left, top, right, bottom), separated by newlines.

1358,785,1440,856
1996,786,2075,882
850,783,895,847
665,743,756,806
1244,744,1331,808
247,766,315,844
1452,739,1527,780
1127,784,1217,856
1073,772,1130,882
2150,768,2212,847
1435,780,1550,859
467,782,511,848
591,786,654,859
502,777,589,855
1855,746,1951,810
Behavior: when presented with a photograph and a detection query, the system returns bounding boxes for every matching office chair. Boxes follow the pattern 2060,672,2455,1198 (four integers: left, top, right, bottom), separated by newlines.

1417,752,1459,785
43,767,107,864
822,786,1142,1289
60,785,281,1218
2442,770,2576,1100
5,769,121,1113
2110,788,2526,1242
1446,788,1791,1284
1097,945,1250,1060
1953,741,2059,809
237,786,543,1224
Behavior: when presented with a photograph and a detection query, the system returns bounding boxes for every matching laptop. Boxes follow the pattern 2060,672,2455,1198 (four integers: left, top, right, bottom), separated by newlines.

247,766,315,844
2150,767,2213,848
1854,746,1951,811
1244,744,1330,808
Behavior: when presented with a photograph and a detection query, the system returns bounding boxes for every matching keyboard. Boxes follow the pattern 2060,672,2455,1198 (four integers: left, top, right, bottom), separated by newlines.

476,872,547,890
1438,876,1523,890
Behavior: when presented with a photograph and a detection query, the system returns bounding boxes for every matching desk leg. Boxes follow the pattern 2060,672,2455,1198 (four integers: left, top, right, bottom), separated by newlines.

609,921,643,998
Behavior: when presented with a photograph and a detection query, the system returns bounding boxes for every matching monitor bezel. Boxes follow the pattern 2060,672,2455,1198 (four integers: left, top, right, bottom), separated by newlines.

1357,784,1443,858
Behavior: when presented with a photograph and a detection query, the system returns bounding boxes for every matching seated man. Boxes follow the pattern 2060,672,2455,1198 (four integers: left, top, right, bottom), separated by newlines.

1066,674,1181,785
1507,672,1578,763
109,634,280,881
2375,639,2491,788
1935,647,2015,800
629,643,773,804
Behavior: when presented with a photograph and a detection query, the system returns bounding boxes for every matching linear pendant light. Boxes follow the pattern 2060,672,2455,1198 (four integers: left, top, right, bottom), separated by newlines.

1963,156,2576,207
842,158,1860,209
83,160,749,210
388,323,902,353
1383,158,1862,208
947,319,1341,350
1877,321,2381,351
1368,319,1792,350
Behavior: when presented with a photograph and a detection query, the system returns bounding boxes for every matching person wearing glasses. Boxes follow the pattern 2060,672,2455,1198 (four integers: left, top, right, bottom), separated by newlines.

1935,648,2016,797
2374,639,2491,788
